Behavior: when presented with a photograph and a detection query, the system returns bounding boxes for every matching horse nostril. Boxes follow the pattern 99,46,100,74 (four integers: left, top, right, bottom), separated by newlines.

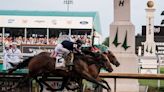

116,62,120,67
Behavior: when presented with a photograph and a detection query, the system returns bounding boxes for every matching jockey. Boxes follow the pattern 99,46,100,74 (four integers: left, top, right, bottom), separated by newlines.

75,39,84,53
51,39,84,70
3,44,12,70
8,42,22,67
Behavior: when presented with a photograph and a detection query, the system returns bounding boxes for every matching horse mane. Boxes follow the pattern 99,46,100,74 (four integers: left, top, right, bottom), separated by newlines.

82,50,100,58
73,51,100,65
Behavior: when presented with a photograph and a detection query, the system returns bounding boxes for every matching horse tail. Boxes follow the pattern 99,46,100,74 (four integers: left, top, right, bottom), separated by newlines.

17,57,33,69
8,57,33,74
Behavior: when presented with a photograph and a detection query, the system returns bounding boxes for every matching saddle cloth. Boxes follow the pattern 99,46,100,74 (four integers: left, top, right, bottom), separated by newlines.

55,56,65,68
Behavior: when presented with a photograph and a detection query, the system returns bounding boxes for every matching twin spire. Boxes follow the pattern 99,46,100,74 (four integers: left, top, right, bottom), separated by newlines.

112,27,130,50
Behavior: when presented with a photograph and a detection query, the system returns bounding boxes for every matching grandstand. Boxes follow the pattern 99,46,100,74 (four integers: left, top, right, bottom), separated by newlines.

0,10,103,54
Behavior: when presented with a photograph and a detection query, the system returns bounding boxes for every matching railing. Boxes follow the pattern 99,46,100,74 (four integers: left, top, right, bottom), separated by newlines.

99,73,164,92
138,53,164,88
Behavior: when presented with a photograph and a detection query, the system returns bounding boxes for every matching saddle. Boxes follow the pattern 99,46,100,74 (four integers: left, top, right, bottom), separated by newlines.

54,52,74,71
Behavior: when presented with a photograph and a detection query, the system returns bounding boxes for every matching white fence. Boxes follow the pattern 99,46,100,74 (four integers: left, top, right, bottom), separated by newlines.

138,53,164,88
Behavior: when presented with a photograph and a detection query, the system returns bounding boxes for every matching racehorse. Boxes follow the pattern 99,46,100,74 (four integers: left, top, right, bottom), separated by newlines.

8,52,113,92
106,50,120,67
47,50,120,92
93,50,120,91
81,46,120,67
81,50,120,91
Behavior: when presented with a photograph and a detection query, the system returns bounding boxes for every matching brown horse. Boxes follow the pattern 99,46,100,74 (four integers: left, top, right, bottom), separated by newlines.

91,50,120,91
81,50,120,91
8,52,113,92
106,50,120,67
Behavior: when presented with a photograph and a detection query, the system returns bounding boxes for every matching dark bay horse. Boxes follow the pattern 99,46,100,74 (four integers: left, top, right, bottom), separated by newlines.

106,50,120,67
8,52,113,92
81,50,120,91
91,50,120,91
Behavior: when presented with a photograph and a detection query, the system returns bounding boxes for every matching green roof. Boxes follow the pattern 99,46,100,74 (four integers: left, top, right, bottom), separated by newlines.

0,10,101,34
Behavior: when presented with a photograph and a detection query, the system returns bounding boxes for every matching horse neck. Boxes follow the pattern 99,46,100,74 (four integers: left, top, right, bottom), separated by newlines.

86,55,104,75
79,54,102,70
88,63,102,78
74,55,102,78
94,63,101,72
83,55,100,65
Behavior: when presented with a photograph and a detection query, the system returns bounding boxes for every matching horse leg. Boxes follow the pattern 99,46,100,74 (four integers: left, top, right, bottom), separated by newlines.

65,72,80,91
81,71,109,91
60,77,69,90
100,79,111,91
78,79,83,92
95,77,111,92
33,77,44,92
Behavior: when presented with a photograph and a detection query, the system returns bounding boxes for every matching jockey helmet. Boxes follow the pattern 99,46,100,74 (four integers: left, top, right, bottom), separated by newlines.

76,40,85,48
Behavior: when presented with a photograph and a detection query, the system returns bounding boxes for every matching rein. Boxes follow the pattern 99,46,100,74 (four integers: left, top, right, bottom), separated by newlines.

74,50,105,67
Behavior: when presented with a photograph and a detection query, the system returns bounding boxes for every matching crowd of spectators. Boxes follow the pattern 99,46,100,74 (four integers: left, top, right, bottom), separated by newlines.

0,35,92,46
0,36,57,45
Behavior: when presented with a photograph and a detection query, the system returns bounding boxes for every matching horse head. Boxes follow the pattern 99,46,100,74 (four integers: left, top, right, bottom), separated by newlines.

96,53,113,72
105,50,120,67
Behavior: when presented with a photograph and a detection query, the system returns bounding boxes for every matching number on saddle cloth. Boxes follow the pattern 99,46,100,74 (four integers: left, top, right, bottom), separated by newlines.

55,56,65,68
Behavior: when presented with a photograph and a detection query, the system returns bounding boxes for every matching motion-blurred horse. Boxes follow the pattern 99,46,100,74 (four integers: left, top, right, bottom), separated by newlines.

81,50,120,91
8,52,113,92
106,50,120,67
